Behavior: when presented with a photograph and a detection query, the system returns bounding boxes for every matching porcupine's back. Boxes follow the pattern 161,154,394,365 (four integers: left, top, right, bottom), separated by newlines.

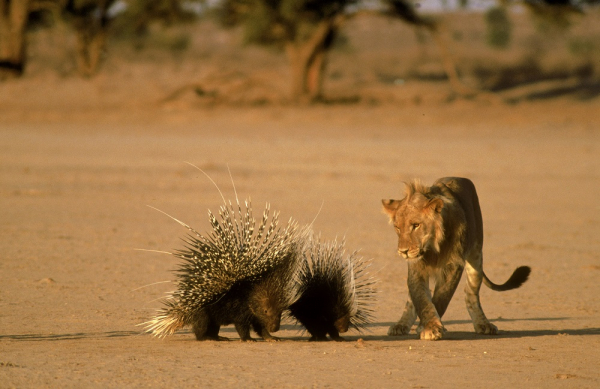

143,199,300,338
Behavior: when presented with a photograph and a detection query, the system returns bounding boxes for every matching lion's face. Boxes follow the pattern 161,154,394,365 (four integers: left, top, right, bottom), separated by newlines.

382,193,445,260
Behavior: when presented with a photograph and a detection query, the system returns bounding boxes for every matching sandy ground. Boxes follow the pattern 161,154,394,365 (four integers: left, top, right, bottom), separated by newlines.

0,94,599,388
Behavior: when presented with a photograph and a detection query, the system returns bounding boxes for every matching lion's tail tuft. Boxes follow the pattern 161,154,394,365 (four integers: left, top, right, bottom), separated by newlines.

483,266,531,291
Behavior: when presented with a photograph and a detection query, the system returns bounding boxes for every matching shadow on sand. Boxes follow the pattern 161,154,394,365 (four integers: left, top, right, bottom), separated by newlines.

1,317,598,342
354,318,600,342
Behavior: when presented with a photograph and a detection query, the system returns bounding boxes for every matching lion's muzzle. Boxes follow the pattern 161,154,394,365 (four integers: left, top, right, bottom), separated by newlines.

398,247,423,259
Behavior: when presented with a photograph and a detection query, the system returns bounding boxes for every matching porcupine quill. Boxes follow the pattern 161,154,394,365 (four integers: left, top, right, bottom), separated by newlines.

288,234,377,341
140,164,303,341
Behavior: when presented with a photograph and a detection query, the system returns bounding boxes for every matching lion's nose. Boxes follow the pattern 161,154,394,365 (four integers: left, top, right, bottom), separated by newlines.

399,248,409,257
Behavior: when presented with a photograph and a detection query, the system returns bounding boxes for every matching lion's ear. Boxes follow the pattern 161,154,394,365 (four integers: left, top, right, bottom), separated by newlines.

426,198,444,214
382,199,401,221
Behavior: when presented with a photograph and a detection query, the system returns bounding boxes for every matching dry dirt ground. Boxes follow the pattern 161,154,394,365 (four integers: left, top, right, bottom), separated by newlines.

1,10,600,388
1,95,599,388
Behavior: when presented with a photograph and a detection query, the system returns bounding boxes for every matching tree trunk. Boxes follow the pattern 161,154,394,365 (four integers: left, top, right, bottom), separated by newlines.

428,23,502,102
306,47,325,101
74,25,106,77
0,0,29,79
427,25,477,98
384,1,497,101
71,0,113,77
70,0,114,77
286,44,306,101
285,15,343,103
285,42,323,103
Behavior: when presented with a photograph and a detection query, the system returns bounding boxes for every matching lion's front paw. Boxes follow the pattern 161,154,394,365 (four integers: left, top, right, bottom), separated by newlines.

473,321,498,335
417,321,445,341
388,322,412,336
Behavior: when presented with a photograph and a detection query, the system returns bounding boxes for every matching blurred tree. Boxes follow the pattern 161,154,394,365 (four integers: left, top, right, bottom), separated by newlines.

0,0,67,79
0,0,200,79
521,0,584,31
485,6,511,49
0,0,31,78
384,0,485,98
0,0,113,79
111,0,199,41
64,0,202,76
220,0,356,103
63,0,116,77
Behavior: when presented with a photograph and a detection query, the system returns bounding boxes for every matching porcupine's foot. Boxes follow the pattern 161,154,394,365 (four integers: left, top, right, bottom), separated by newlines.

196,335,230,341
258,330,281,342
329,335,346,342
328,329,346,342
193,314,225,341
235,324,257,342
240,337,257,342
263,336,282,342
255,327,282,342
308,335,330,342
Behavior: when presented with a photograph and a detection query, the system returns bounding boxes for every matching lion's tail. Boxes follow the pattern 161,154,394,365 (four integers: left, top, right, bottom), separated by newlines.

483,266,531,291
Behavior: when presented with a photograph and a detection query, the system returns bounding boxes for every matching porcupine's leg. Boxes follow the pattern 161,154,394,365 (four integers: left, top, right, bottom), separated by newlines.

327,327,345,342
193,311,228,341
235,323,256,342
252,322,281,342
306,325,330,342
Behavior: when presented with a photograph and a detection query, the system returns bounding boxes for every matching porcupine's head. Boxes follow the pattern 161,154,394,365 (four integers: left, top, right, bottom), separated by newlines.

248,241,304,332
143,199,300,338
293,235,377,334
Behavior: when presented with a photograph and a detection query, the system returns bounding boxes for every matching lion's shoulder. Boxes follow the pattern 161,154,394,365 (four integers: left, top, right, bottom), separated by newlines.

434,177,483,244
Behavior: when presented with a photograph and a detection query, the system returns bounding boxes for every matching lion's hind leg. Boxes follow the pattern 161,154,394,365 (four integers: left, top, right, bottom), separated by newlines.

464,260,498,335
388,298,418,336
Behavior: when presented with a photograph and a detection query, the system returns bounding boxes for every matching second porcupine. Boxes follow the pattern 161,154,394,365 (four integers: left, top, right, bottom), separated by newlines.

288,235,377,341
143,199,302,342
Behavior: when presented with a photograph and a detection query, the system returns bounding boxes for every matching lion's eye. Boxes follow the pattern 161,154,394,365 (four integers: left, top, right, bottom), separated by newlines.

412,223,420,230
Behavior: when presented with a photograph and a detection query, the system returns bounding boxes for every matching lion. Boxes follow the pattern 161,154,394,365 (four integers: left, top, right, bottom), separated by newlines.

382,177,530,340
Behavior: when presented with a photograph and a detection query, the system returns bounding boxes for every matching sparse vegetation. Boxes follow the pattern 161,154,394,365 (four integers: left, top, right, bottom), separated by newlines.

0,0,599,103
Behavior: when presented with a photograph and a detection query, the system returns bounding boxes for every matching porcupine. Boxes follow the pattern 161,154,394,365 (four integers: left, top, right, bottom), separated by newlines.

288,234,377,341
142,197,303,342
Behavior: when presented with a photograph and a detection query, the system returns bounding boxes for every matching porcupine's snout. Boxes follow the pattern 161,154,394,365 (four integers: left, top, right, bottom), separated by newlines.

263,308,281,332
267,318,281,333
334,314,351,333
253,299,282,333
